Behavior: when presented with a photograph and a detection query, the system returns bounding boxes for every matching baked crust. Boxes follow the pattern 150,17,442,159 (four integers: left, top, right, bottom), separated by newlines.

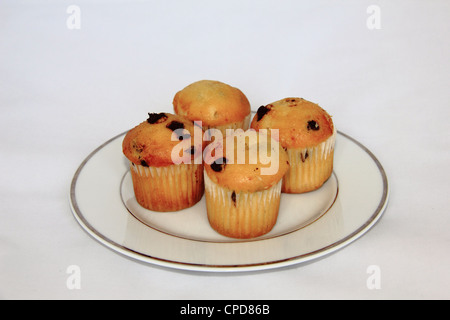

122,112,205,167
250,97,334,149
204,129,289,193
173,80,251,127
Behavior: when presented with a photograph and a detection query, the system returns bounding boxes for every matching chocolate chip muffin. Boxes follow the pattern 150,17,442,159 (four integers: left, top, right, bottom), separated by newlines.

172,80,251,138
122,112,206,211
203,129,289,239
250,98,336,193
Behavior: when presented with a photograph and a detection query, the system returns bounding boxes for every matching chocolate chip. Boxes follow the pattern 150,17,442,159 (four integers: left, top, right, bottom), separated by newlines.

307,120,319,131
210,157,228,172
147,112,167,124
231,191,236,206
166,121,185,131
167,121,190,140
189,146,196,155
140,160,149,167
176,132,191,141
256,105,271,121
132,141,144,153
300,151,309,162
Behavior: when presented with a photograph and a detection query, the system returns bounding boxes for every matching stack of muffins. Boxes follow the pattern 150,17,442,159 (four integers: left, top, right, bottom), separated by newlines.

122,80,336,239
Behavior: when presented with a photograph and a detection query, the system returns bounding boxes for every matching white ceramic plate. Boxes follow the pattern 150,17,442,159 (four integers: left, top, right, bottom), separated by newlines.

70,129,389,272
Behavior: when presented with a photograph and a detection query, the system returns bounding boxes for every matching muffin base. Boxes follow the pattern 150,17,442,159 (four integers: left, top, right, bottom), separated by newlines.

130,162,204,212
204,172,282,239
282,128,336,194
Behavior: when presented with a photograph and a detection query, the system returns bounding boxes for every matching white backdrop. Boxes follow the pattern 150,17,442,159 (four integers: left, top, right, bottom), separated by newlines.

1,0,449,299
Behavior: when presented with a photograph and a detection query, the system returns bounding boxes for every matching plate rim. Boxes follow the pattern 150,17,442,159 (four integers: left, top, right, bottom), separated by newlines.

69,130,389,272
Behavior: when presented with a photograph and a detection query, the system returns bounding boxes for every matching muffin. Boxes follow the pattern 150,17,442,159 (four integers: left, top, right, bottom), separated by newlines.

172,80,251,138
203,129,289,239
250,97,336,194
122,112,206,212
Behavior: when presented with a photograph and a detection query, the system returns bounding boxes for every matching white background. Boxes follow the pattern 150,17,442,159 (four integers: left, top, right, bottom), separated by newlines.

1,0,449,299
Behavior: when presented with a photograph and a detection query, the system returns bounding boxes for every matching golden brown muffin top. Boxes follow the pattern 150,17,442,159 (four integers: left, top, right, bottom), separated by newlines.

250,97,335,149
173,80,251,127
122,113,205,167
204,129,289,192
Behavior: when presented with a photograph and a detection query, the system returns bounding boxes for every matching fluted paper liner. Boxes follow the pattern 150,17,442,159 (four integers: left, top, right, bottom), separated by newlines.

204,171,282,239
282,126,337,193
130,162,204,212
